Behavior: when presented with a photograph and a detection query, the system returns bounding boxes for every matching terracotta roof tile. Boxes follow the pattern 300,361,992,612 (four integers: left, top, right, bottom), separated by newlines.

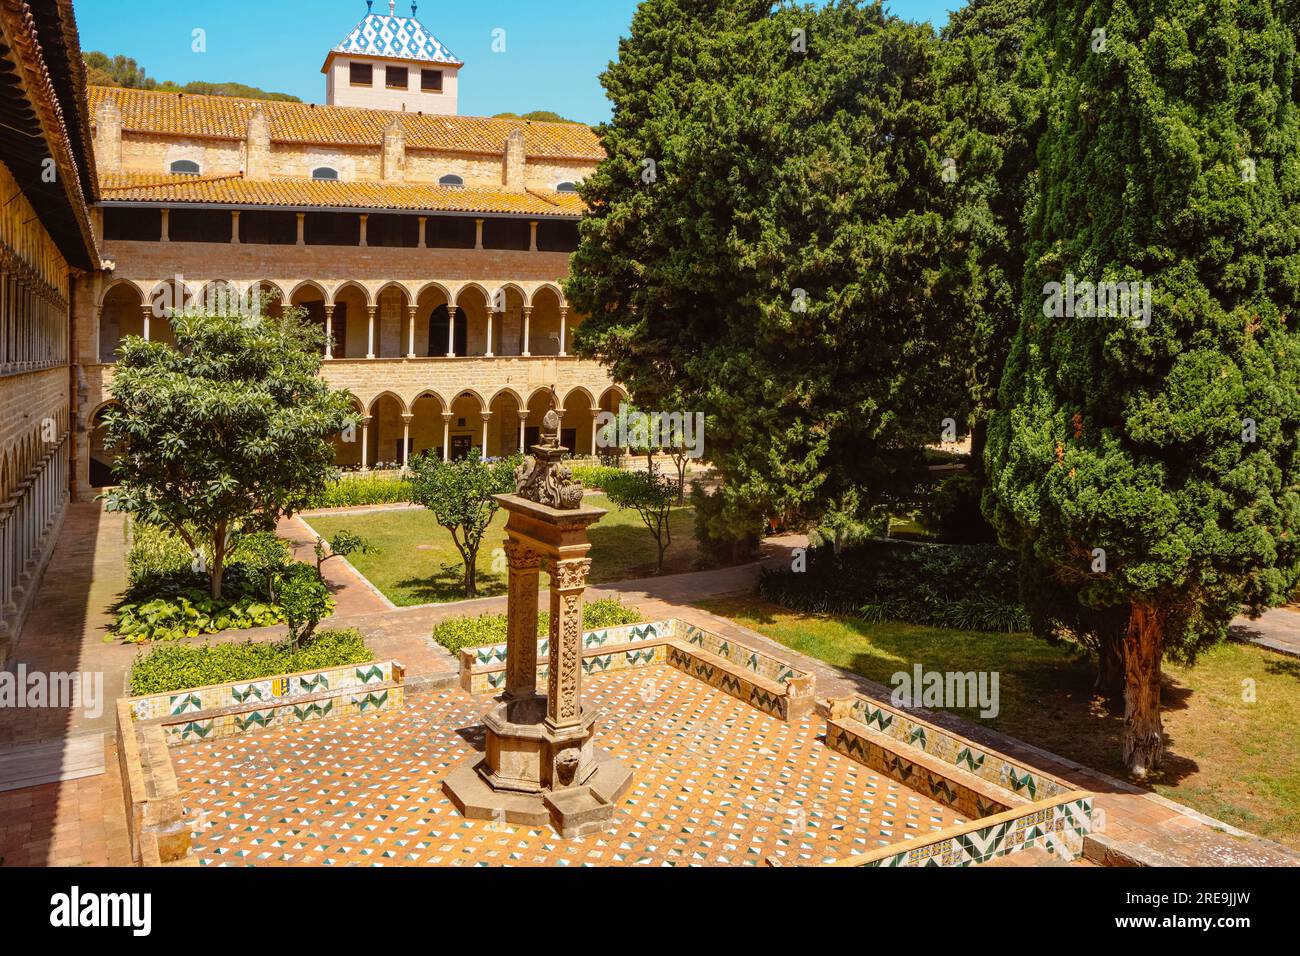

99,171,583,217
89,85,603,160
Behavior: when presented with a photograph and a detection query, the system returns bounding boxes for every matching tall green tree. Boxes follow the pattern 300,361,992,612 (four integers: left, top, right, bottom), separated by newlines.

406,449,519,597
566,0,973,543
986,0,1300,776
103,303,356,600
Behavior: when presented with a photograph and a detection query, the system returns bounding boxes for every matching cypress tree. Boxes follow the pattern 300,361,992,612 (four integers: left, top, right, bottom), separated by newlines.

986,0,1300,775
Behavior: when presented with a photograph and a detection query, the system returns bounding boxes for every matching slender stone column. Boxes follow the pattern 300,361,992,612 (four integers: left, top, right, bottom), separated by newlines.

296,212,305,245
441,413,452,462
140,305,151,342
522,306,532,356
546,557,592,730
160,208,170,242
485,311,495,357
360,416,371,470
559,307,568,356
366,305,377,359
418,216,427,248
480,412,491,455
589,408,601,456
446,306,457,357
503,539,541,700
529,221,539,252
474,218,484,250
359,214,369,247
323,304,334,359
401,414,413,468
518,411,527,454
406,305,418,358
231,211,240,244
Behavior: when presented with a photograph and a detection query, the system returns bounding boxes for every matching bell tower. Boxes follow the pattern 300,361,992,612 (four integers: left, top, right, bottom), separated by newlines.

322,1,463,114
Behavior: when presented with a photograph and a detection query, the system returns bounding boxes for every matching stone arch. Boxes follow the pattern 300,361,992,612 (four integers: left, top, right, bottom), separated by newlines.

562,387,598,457
98,280,144,363
367,392,409,469
453,282,491,309
374,282,412,359
244,279,286,318
288,279,330,305
529,284,565,356
453,285,492,356
409,389,448,463
416,283,455,357
332,282,372,359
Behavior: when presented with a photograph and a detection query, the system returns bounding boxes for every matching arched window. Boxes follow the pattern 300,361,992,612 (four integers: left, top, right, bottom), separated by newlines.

169,160,201,176
438,174,465,188
312,167,340,181
555,181,579,193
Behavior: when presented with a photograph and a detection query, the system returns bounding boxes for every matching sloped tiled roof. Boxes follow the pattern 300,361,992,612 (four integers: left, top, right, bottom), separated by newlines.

88,86,604,160
98,171,587,217
330,7,461,65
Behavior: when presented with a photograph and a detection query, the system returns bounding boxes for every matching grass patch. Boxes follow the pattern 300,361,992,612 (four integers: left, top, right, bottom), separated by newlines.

698,594,1300,851
307,494,701,606
128,628,372,696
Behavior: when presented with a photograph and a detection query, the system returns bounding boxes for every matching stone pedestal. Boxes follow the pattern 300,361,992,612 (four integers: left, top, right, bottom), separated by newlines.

443,482,634,838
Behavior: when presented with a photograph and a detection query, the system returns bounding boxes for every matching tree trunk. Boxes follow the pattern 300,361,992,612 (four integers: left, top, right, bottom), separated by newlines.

464,548,477,598
1121,601,1165,778
1094,631,1125,701
210,525,226,600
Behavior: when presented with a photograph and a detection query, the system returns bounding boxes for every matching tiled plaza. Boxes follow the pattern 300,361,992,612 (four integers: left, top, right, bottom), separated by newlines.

172,665,965,866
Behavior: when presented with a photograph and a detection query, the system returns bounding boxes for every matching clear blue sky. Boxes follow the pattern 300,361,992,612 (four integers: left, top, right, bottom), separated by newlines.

75,1,967,125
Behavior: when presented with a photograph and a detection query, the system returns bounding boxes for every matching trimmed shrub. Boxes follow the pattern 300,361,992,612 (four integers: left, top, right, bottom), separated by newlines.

304,475,411,509
432,598,643,655
758,539,1028,632
570,465,624,491
127,629,372,696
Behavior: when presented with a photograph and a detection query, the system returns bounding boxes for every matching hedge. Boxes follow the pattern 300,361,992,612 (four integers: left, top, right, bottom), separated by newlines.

303,475,412,509
757,539,1029,633
431,598,643,655
128,629,373,696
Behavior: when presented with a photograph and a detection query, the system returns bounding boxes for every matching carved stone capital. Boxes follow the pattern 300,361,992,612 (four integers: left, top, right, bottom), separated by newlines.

550,558,592,592
504,539,541,572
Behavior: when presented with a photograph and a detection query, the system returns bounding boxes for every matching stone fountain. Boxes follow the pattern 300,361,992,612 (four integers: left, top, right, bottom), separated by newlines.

442,395,633,837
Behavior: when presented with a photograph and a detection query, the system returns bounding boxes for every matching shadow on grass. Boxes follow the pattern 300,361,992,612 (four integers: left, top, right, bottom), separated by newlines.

390,566,509,605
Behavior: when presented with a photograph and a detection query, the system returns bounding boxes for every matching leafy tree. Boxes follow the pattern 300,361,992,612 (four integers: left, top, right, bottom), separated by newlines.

566,0,973,552
314,530,375,574
235,531,293,601
493,110,583,125
604,469,677,574
406,449,519,597
985,0,1300,776
83,51,301,101
275,563,333,650
102,302,357,600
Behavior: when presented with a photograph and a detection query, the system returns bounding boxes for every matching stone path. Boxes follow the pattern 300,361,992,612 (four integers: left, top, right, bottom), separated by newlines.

1229,606,1300,658
2,501,1297,867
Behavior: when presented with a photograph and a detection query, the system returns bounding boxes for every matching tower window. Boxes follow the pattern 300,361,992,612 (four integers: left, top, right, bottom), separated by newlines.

421,69,443,92
386,66,408,90
169,160,201,176
438,174,464,188
312,167,340,181
349,63,373,87
555,181,579,193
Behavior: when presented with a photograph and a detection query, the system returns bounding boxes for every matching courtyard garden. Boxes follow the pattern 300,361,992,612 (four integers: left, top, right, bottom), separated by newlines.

306,492,702,606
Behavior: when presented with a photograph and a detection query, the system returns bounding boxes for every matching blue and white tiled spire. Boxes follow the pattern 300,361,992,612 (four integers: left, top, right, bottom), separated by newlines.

333,1,462,65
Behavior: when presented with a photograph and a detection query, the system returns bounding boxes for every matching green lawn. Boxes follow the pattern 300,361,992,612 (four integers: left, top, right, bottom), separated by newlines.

307,495,700,606
699,595,1300,851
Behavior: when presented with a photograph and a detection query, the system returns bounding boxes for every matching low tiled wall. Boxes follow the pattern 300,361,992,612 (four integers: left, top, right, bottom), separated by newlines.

117,659,406,866
130,660,405,745
460,620,672,694
665,621,816,720
460,619,816,721
823,694,1092,866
